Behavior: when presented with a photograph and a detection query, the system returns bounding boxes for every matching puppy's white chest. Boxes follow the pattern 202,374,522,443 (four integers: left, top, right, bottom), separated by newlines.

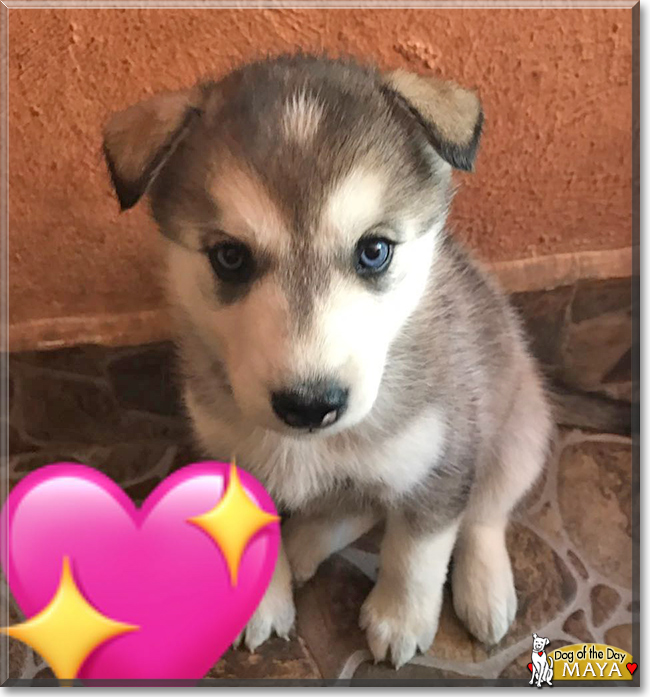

359,407,447,497
192,399,447,509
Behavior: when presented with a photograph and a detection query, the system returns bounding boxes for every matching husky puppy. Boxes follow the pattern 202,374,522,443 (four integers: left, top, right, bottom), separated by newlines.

103,54,552,668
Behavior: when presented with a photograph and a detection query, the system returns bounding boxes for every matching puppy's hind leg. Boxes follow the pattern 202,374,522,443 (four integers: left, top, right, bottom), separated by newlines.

452,364,553,646
284,509,380,584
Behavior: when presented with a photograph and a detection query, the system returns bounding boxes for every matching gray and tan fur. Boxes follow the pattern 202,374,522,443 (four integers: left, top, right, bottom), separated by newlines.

103,54,553,669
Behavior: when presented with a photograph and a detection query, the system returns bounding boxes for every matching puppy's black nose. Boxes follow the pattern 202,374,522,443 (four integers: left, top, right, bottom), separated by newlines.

271,381,349,430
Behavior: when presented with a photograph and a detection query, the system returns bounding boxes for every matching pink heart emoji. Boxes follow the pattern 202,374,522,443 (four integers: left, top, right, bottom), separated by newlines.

1,462,280,680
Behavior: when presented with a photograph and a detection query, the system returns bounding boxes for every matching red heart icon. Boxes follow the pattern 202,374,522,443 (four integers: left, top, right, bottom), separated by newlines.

627,663,638,676
527,662,533,672
538,651,543,656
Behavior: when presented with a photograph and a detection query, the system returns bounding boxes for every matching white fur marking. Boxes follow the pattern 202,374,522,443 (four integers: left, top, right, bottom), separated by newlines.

212,165,290,250
283,90,323,144
288,229,439,431
324,167,385,245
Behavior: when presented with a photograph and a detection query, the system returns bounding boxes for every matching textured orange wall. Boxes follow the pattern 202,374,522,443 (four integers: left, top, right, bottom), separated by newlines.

9,8,633,340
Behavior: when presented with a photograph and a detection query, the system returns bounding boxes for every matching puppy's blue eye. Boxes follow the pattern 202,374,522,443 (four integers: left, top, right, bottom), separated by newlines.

208,242,253,282
356,238,393,275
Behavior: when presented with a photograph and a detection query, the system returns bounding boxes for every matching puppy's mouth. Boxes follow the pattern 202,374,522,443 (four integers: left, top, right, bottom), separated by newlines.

267,407,355,439
283,408,341,432
273,415,345,438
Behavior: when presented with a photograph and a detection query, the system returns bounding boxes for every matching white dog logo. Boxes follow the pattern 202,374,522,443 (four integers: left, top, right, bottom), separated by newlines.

530,633,554,687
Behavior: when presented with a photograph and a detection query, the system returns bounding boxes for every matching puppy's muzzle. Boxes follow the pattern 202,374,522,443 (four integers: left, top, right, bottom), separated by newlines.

271,380,349,430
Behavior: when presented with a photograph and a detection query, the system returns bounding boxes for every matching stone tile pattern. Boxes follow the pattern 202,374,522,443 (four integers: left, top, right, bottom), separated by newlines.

2,275,635,683
511,277,635,406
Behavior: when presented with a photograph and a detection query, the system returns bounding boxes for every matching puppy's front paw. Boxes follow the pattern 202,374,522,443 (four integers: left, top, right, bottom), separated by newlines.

359,580,438,669
233,578,296,652
452,531,517,645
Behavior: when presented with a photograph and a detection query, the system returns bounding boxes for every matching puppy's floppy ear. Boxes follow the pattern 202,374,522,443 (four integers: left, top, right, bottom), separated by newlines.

545,638,550,646
383,69,483,171
102,88,202,211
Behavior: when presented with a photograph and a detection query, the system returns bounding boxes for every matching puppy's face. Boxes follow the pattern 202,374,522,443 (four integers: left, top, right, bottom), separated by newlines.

103,57,482,435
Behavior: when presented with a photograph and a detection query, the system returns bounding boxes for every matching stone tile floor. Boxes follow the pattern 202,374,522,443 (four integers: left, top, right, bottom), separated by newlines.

2,315,637,683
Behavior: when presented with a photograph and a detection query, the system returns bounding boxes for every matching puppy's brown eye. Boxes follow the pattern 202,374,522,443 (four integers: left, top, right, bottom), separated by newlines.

208,242,254,283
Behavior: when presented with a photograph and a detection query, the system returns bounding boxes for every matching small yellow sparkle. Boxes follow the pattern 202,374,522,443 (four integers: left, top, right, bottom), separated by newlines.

1,557,138,681
188,462,279,586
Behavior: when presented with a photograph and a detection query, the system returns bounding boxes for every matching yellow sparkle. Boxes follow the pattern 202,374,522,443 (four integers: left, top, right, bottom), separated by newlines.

1,557,138,681
188,462,279,586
